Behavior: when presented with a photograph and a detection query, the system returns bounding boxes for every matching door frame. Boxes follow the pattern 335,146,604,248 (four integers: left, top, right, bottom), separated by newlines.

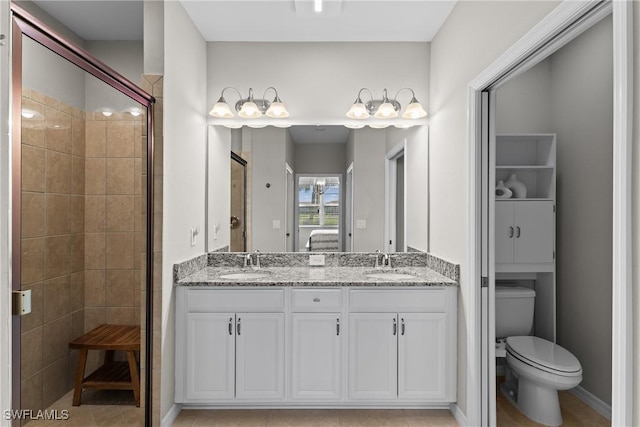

345,163,354,252
284,163,294,252
384,140,407,253
230,152,248,252
467,1,633,426
8,3,155,424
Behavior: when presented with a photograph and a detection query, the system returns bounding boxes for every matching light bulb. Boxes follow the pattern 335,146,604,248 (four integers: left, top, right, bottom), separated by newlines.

21,110,35,119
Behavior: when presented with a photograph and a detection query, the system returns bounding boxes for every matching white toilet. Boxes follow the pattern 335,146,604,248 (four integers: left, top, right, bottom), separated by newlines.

495,286,582,426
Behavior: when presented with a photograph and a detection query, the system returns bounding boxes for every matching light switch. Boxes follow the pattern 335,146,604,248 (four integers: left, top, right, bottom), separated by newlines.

272,220,281,229
190,227,199,246
356,219,366,229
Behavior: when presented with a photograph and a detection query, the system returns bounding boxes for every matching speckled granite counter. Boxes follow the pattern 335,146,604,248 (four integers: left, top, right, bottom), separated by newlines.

176,266,456,287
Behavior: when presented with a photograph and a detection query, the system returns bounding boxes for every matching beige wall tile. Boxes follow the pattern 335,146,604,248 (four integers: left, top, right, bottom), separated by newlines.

105,270,134,307
70,271,84,311
21,282,44,332
45,194,71,236
106,158,135,194
153,136,162,176
21,372,43,412
42,355,70,408
21,97,45,148
134,158,142,196
44,235,70,280
42,315,70,366
85,158,106,195
84,270,105,307
32,92,59,109
70,195,85,234
134,232,144,271
21,326,43,379
70,233,84,272
21,238,44,285
85,195,106,233
45,150,72,194
22,192,45,238
43,276,71,323
22,145,45,193
106,233,134,270
84,233,105,270
71,116,86,157
107,121,135,158
106,195,134,232
44,106,72,154
85,120,106,158
70,310,84,341
153,175,163,213
106,307,135,325
84,307,106,333
72,156,85,195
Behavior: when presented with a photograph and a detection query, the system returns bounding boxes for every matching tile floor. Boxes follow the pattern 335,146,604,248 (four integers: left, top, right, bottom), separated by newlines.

20,381,611,427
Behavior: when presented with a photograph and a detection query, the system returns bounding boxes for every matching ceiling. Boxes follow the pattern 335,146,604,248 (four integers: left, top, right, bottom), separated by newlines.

31,0,456,42
289,125,351,144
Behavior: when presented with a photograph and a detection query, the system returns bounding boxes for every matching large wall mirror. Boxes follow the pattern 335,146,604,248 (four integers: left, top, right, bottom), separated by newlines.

207,124,429,253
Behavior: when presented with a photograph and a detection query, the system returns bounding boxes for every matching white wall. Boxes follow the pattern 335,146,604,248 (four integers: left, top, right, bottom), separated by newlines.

294,143,346,175
85,41,144,114
634,4,640,424
429,0,561,417
207,126,231,251
162,0,207,420
387,126,429,252
351,127,386,251
245,127,288,251
206,42,429,126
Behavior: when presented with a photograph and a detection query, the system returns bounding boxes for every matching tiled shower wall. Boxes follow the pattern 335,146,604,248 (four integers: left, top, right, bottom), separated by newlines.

20,88,143,411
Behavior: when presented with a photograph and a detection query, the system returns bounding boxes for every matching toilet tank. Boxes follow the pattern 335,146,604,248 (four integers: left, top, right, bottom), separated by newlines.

495,286,536,338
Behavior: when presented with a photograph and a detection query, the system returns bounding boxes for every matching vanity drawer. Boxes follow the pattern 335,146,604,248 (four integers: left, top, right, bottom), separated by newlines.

291,289,343,312
185,289,284,312
349,289,447,313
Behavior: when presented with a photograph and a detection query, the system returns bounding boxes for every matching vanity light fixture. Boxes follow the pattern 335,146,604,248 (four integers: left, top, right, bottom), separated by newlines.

209,87,290,119
344,123,365,129
346,88,427,120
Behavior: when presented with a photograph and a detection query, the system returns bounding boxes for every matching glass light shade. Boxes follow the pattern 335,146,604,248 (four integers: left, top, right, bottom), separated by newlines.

223,123,243,129
402,101,427,119
369,123,389,129
209,101,234,118
346,102,370,119
248,123,267,129
394,123,414,129
344,123,365,129
272,123,292,128
238,101,262,118
266,101,290,118
374,102,398,119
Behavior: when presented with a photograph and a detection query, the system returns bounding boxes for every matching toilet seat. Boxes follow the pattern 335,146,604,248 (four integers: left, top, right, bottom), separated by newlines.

506,336,582,377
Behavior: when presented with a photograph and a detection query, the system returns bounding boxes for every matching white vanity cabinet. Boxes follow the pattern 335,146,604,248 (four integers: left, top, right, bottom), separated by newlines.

290,289,344,401
176,286,456,406
175,289,285,403
348,289,456,402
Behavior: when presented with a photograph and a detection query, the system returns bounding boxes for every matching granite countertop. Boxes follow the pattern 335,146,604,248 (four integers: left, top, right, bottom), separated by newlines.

176,266,457,287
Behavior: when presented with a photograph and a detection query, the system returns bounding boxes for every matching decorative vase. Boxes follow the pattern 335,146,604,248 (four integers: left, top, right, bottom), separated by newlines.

505,173,527,198
495,180,513,199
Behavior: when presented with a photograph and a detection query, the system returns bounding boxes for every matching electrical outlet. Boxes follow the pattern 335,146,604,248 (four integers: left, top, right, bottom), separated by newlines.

309,254,325,266
272,220,281,229
356,219,367,229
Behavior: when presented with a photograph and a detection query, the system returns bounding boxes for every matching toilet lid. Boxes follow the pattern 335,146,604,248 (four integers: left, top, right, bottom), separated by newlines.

506,336,582,374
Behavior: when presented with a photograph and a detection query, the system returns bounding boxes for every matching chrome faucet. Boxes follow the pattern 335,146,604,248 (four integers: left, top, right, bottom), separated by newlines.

382,253,390,268
253,250,261,269
241,253,252,268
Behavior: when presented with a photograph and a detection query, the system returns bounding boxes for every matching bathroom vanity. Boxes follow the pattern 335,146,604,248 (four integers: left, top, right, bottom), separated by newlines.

174,253,458,408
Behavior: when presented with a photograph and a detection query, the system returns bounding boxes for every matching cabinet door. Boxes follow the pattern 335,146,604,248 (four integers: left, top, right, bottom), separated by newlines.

495,201,515,263
184,313,235,401
348,313,397,400
514,201,554,263
398,313,448,400
235,313,285,400
291,314,342,400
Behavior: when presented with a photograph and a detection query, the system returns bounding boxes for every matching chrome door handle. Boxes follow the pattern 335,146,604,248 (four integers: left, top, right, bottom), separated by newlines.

228,317,233,335
336,318,340,336
508,226,514,238
401,318,405,336
237,317,241,335
516,226,521,238
393,318,397,336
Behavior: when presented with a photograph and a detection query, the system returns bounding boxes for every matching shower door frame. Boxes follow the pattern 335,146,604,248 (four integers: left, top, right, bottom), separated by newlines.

10,3,155,425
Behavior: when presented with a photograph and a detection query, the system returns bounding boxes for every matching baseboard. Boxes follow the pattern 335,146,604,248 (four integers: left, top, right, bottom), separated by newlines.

449,403,467,426
161,403,182,427
569,386,611,421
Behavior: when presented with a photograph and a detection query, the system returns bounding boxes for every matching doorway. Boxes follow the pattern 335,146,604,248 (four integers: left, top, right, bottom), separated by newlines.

295,175,342,252
468,2,633,426
385,141,406,253
10,4,154,425
230,152,247,252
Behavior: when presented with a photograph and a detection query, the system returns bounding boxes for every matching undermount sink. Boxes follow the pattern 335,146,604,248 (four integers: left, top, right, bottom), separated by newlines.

219,272,271,280
366,272,416,280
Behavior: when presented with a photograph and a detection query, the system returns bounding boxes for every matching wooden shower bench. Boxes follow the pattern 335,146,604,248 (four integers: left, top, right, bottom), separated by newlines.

69,324,141,406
